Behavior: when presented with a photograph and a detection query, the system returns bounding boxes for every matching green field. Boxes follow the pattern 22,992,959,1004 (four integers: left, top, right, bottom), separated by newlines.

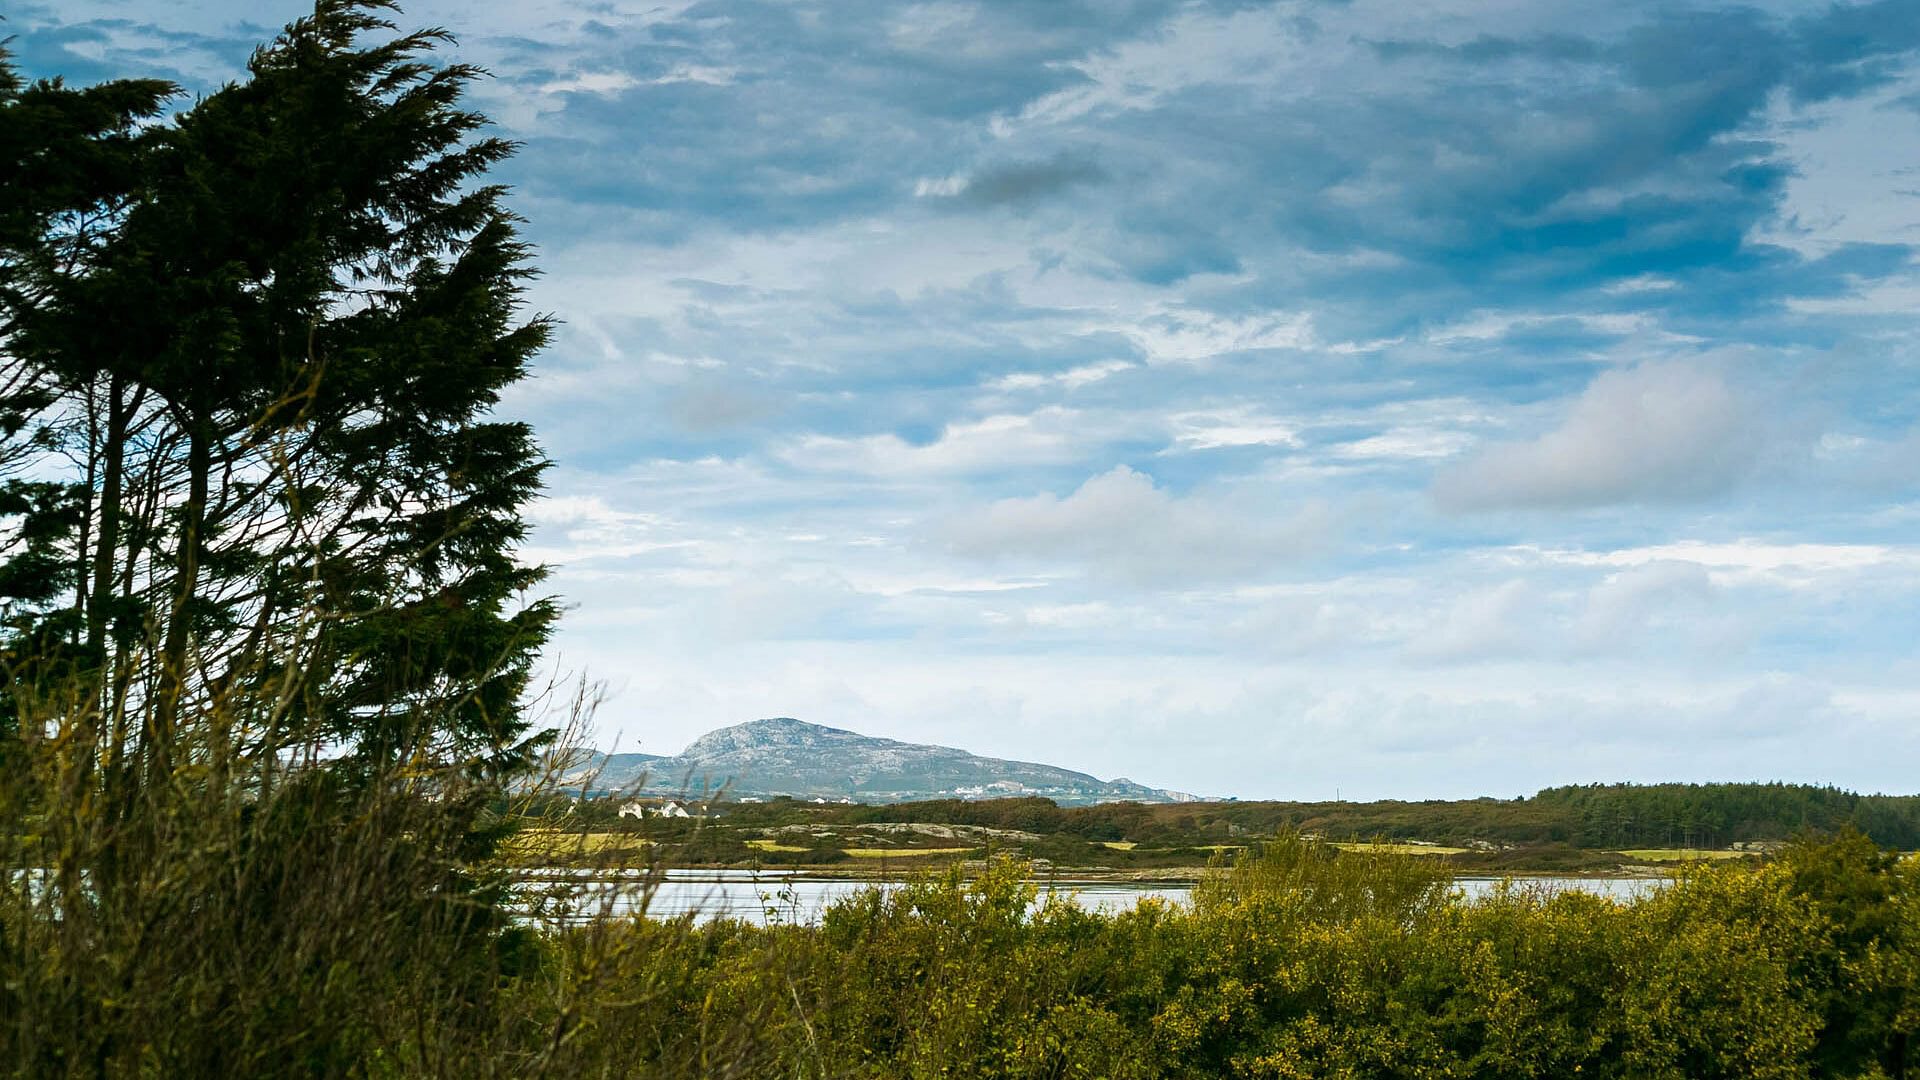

1332,841,1471,856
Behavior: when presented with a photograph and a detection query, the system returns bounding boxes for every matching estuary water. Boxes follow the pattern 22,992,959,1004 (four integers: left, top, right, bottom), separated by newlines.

514,868,1665,925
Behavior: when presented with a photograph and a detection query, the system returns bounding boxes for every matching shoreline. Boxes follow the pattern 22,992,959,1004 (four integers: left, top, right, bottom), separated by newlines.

510,862,1682,883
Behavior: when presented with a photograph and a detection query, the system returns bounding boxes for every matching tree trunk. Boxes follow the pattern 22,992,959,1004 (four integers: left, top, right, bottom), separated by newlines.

86,374,126,659
152,412,209,783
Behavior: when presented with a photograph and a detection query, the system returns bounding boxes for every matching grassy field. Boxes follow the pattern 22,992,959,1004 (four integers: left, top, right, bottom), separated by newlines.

504,829,651,860
842,847,979,859
745,838,811,853
1100,841,1137,850
1616,848,1752,862
1332,841,1471,856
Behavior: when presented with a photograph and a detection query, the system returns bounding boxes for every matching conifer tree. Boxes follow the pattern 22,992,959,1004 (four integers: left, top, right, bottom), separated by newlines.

0,1,558,788
0,46,175,741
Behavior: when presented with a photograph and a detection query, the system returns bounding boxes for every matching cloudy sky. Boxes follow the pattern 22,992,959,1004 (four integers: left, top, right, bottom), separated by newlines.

15,0,1920,798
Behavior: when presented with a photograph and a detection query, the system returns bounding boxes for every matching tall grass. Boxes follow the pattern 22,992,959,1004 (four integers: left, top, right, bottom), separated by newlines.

0,670,670,1077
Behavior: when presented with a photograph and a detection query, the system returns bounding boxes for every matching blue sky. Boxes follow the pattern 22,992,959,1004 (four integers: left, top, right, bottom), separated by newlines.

14,0,1920,798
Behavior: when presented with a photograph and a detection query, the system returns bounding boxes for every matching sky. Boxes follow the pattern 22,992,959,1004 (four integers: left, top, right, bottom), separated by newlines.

11,0,1920,799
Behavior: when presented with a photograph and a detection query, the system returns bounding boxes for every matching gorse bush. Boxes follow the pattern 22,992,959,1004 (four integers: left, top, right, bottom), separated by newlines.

1191,829,1452,923
507,835,1917,1080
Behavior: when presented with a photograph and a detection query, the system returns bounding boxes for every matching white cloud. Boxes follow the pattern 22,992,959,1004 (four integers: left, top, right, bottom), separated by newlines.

991,360,1134,392
992,5,1308,135
1333,428,1476,461
1433,360,1771,510
1570,560,1716,651
1166,406,1301,451
650,64,738,87
1405,580,1545,662
538,64,735,97
1121,309,1315,364
913,174,968,198
1426,311,1658,346
1533,540,1918,586
776,408,1092,476
538,71,641,96
522,495,696,564
942,465,1331,586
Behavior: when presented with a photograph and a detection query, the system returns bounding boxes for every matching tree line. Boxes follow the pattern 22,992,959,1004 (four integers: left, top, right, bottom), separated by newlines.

1533,782,1920,851
819,783,1920,851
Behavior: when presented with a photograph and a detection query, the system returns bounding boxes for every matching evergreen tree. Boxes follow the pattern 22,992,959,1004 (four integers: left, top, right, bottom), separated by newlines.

0,1,557,788
0,45,175,741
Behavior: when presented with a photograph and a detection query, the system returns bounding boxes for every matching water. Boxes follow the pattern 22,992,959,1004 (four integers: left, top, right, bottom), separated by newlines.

514,868,1664,925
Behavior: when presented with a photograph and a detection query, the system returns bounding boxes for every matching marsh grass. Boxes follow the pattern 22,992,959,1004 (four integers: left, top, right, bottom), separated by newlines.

503,829,654,861
1616,847,1754,862
0,670,683,1077
745,838,811,853
841,846,980,859
1329,840,1471,856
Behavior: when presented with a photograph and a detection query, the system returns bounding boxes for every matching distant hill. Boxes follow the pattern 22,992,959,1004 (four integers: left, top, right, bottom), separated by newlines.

563,718,1204,806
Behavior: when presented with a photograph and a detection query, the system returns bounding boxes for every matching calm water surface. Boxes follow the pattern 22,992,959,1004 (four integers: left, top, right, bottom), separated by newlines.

518,868,1663,925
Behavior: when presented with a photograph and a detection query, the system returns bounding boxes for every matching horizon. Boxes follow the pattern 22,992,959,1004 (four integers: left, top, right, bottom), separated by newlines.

18,0,1920,801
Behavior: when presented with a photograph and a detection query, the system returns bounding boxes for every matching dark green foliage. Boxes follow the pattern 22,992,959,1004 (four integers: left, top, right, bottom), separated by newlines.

0,44,174,734
0,0,557,784
1537,782,1920,850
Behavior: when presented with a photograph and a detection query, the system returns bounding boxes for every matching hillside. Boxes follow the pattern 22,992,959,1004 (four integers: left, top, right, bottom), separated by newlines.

566,718,1203,805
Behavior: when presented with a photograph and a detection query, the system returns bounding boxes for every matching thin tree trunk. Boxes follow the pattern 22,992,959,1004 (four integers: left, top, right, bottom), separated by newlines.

75,379,98,649
87,374,126,658
153,412,209,783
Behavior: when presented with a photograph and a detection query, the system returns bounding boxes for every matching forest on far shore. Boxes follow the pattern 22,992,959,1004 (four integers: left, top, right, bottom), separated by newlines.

523,780,1920,875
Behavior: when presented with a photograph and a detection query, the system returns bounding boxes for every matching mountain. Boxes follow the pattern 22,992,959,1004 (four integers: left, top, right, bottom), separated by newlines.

563,718,1203,805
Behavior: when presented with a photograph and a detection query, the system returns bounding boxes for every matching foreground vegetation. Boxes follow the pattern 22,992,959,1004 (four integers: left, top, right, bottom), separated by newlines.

524,833,1919,1079
11,785,1920,1077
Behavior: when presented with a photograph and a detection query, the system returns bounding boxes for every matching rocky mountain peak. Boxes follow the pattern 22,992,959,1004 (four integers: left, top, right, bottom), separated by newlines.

572,717,1205,805
682,717,873,758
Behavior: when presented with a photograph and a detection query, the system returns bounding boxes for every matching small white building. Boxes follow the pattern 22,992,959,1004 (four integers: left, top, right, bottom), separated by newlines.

619,799,692,819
